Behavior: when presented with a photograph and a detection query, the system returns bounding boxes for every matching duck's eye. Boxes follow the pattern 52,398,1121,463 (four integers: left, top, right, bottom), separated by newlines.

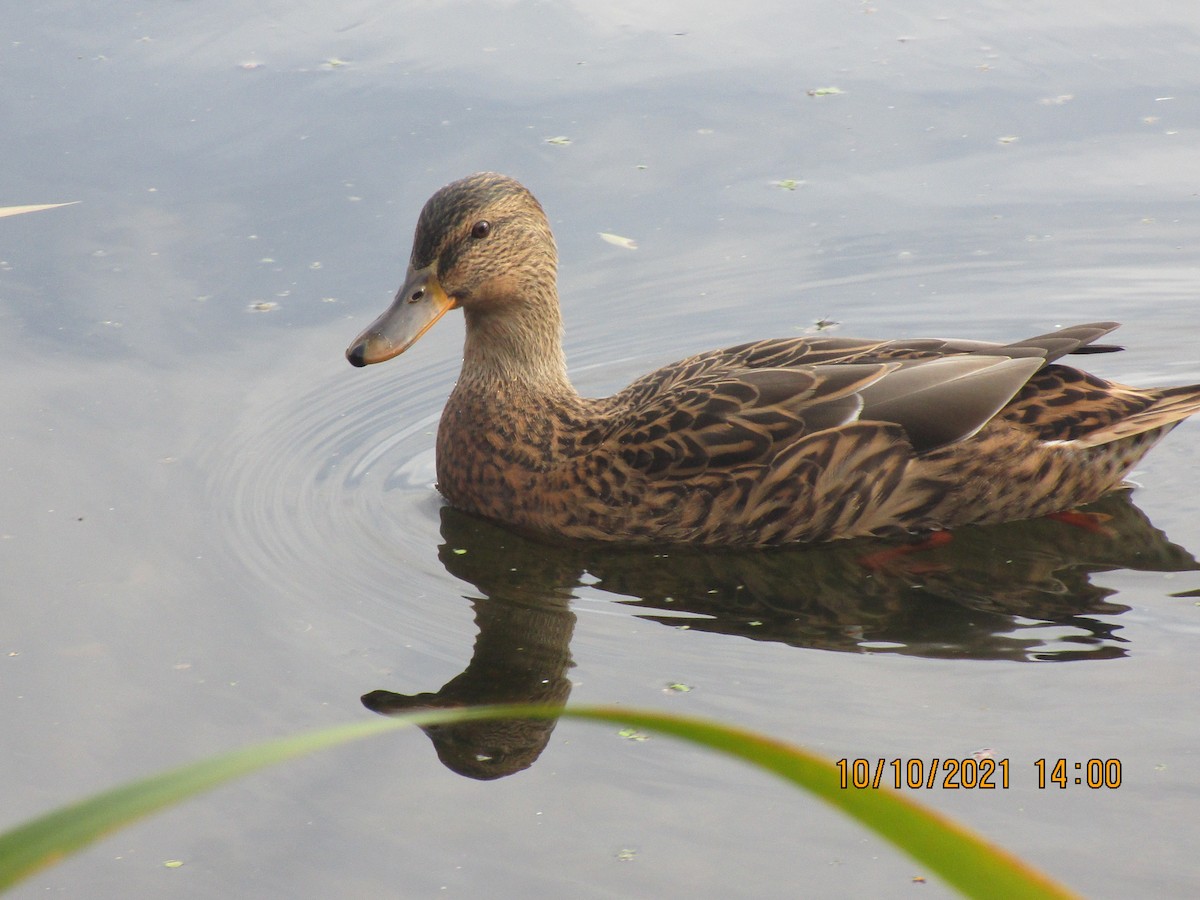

470,220,492,240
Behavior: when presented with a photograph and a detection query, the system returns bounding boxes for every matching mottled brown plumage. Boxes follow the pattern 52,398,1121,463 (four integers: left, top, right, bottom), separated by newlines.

346,172,1200,547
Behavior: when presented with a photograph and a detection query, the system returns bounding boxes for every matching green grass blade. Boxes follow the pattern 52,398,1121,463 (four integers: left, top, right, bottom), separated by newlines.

0,718,398,891
562,707,1079,900
0,706,1077,898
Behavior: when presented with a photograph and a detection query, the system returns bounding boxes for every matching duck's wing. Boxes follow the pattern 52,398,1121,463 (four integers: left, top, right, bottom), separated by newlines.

598,354,1044,481
618,322,1122,405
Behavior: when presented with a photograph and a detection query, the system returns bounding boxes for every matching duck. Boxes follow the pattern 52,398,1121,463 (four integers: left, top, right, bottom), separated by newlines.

346,172,1200,547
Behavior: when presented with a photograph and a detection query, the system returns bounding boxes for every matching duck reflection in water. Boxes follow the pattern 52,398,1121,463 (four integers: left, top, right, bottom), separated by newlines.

363,491,1198,779
363,563,576,781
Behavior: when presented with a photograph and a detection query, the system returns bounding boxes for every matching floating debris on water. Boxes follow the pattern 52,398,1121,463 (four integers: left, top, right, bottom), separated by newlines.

806,317,840,333
598,232,637,250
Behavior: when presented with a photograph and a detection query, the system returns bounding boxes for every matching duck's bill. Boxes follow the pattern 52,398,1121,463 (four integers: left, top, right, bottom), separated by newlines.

346,264,455,367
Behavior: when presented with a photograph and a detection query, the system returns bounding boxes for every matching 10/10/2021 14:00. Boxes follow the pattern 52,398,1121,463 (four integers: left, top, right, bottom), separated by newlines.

836,758,1124,790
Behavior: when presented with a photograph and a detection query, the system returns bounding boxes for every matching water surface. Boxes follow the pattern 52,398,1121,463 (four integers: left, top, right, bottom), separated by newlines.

4,2,1200,896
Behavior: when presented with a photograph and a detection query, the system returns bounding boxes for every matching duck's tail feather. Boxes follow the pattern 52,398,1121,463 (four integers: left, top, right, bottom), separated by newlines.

1071,383,1200,448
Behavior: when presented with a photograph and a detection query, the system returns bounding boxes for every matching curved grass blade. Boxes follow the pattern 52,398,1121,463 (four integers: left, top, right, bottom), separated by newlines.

564,707,1079,900
0,718,398,892
0,706,1077,898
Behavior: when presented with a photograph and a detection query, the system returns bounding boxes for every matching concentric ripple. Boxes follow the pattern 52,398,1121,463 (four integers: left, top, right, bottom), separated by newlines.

204,344,462,618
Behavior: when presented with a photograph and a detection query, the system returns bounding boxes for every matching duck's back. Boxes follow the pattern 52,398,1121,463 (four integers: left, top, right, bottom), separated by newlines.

434,323,1200,546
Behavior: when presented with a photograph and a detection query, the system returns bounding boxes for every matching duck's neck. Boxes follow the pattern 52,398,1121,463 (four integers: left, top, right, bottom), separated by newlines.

457,282,576,401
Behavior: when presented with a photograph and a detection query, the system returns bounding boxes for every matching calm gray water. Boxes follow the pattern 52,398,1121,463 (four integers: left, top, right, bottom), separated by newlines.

5,2,1200,896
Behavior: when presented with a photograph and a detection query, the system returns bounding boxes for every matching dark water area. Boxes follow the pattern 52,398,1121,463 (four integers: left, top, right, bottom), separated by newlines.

4,2,1200,896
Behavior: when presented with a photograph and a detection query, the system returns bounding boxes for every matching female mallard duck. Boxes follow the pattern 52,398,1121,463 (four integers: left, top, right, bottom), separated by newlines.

346,172,1200,547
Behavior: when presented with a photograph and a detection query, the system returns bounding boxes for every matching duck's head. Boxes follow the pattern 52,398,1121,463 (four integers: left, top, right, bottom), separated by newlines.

346,173,559,368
